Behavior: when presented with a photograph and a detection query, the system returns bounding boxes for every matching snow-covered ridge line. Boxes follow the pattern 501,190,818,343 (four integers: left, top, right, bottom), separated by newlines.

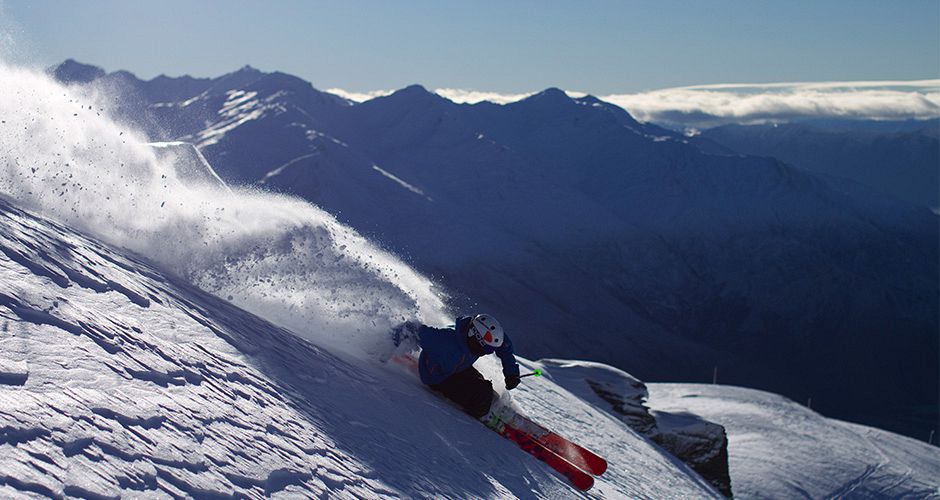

49,59,940,127
0,194,721,497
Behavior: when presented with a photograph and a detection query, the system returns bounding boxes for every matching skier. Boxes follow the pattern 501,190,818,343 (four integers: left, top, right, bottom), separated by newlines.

392,315,607,490
398,314,521,423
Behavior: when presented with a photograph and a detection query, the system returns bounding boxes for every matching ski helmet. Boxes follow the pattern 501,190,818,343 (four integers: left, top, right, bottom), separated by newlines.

469,314,504,348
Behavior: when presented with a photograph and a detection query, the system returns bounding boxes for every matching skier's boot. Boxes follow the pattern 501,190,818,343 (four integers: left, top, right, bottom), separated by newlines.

479,392,514,430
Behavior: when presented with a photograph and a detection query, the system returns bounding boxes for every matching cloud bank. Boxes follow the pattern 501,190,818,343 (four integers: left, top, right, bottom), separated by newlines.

328,80,940,129
432,88,536,104
326,88,394,102
327,87,536,105
601,80,940,129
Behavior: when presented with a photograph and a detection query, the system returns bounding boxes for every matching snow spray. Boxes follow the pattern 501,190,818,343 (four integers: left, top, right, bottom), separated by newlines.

0,62,451,357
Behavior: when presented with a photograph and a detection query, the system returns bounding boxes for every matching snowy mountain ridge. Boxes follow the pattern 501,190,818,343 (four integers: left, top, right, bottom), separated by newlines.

47,60,940,442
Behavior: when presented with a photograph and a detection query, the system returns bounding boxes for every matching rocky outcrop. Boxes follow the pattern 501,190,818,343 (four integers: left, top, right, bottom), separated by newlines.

540,359,733,497
647,410,731,498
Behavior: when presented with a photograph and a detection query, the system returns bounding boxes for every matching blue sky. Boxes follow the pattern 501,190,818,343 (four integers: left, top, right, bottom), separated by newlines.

2,0,938,94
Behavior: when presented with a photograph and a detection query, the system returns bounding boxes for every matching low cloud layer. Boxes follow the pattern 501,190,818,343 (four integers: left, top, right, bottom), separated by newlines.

328,80,940,129
601,80,940,129
326,88,394,102
432,88,536,104
327,87,535,105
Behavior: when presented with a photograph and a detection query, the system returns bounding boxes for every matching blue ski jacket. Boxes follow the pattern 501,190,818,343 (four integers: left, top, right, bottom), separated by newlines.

417,316,521,386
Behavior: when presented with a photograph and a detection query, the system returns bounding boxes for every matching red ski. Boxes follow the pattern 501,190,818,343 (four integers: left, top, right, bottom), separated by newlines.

507,412,608,476
498,422,595,491
389,353,605,489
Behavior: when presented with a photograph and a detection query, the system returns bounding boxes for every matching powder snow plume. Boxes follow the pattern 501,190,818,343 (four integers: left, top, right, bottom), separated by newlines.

0,62,451,357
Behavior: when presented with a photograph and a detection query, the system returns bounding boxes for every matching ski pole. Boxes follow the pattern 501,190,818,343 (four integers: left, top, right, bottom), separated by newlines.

520,368,542,378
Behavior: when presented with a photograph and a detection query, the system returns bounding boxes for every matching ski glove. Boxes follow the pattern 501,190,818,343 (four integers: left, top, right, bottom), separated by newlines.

505,374,521,390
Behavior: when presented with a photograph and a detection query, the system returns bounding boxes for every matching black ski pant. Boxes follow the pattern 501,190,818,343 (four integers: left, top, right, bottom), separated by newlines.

430,366,494,419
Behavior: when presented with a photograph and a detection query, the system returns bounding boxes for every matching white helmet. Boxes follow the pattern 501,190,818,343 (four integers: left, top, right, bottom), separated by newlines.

469,314,504,348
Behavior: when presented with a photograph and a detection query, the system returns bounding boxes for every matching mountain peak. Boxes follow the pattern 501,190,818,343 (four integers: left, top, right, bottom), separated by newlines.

576,94,603,105
573,94,647,129
541,87,569,96
378,84,445,105
520,87,575,108
151,73,204,83
536,87,572,100
50,59,106,84
236,64,261,74
399,84,432,95
251,71,314,93
210,65,267,91
217,64,264,81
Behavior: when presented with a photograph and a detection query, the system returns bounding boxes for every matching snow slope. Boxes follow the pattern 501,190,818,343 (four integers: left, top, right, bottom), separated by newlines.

1,60,721,497
0,193,719,498
647,384,940,498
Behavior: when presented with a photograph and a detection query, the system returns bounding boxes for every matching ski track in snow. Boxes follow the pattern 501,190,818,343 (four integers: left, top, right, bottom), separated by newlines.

0,197,720,498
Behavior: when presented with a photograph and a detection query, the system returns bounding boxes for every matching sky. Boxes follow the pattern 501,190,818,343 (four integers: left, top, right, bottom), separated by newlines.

1,0,938,95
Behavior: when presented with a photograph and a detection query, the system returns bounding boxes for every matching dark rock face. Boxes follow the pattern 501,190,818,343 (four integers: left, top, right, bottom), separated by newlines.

586,379,657,434
646,412,732,498
587,378,733,497
540,360,733,497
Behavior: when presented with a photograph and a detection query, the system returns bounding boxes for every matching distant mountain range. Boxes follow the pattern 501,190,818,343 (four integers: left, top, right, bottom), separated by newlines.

695,120,939,211
51,59,939,439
